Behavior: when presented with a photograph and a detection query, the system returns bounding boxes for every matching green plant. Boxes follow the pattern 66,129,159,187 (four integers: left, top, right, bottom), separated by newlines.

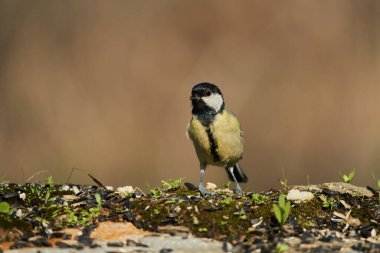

152,207,161,215
233,209,247,220
0,202,11,214
275,243,289,253
150,188,163,198
89,193,102,216
280,168,288,188
319,194,337,210
251,193,269,204
164,198,176,204
77,193,102,226
220,196,234,205
339,168,355,183
273,195,291,226
222,181,231,189
45,176,54,187
161,178,183,190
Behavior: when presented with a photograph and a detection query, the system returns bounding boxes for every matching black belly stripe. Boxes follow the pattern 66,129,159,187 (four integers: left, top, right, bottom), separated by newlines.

205,126,220,162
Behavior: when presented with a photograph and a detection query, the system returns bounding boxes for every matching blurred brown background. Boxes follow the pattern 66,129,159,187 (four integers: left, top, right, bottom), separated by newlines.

1,0,380,191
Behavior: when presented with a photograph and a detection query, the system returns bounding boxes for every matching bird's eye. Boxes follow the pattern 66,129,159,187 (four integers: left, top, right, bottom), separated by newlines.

204,90,211,96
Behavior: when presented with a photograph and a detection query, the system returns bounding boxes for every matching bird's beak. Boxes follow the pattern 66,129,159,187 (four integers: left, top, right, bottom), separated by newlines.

190,95,199,100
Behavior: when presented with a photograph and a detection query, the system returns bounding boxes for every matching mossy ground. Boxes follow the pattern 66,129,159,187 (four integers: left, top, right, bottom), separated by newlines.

130,185,379,242
0,178,379,246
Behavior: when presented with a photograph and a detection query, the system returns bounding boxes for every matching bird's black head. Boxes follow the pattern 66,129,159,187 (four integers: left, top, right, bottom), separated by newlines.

190,82,225,124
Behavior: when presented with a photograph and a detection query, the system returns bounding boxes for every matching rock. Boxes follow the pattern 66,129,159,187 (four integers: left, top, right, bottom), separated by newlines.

140,235,227,253
206,182,217,191
286,189,314,202
90,221,149,240
292,182,373,197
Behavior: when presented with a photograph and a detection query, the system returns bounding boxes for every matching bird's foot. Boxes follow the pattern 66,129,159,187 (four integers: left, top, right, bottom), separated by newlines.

234,185,244,196
198,184,214,195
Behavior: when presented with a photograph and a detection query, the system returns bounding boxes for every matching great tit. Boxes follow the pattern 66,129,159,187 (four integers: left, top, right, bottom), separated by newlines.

187,82,247,195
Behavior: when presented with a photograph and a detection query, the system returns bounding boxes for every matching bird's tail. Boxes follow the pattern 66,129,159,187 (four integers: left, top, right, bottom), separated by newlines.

226,164,248,183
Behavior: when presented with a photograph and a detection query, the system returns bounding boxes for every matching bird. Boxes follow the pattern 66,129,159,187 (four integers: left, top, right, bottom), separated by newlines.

187,82,247,195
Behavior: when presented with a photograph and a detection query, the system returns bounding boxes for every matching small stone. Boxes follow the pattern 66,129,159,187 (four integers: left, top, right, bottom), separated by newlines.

203,205,223,211
21,231,35,240
51,232,72,240
117,186,134,195
286,189,314,202
55,241,72,248
107,241,124,247
206,182,217,190
300,232,315,244
31,237,52,247
3,192,18,199
371,228,377,238
160,249,173,253
184,182,198,191
19,192,26,200
71,186,80,195
9,241,30,249
126,239,138,246
15,209,23,218
62,195,79,201
283,236,301,246
340,199,351,209
62,185,70,191
126,239,148,247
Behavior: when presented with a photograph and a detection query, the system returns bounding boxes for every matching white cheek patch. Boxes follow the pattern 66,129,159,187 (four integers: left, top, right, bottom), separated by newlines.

202,93,223,112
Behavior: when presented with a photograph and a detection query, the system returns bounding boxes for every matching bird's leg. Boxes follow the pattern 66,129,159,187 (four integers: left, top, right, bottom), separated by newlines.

227,166,243,195
199,163,213,195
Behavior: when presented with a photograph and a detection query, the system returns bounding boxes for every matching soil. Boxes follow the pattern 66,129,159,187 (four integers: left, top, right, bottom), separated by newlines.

0,179,379,252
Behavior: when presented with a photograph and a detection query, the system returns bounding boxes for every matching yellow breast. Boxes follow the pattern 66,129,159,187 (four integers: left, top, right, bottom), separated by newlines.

187,116,214,164
211,110,243,165
187,110,243,166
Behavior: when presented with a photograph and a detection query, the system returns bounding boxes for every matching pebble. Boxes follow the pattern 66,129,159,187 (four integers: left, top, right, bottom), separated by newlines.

31,237,52,247
206,182,217,191
126,239,148,247
286,189,314,202
9,241,31,249
51,232,71,240
107,241,124,247
140,235,226,252
184,182,198,191
160,249,173,253
55,241,72,248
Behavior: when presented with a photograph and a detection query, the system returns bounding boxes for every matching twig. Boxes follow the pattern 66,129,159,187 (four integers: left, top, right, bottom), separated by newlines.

25,170,49,183
88,173,107,190
66,167,107,190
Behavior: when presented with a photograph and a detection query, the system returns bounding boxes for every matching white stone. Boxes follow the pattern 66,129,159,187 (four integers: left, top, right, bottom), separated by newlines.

71,186,80,195
117,186,134,194
62,185,70,191
16,209,23,218
19,192,26,201
286,189,314,202
206,182,217,190
105,186,114,191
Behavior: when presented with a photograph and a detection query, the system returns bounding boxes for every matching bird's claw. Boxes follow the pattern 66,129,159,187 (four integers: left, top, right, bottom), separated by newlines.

198,185,214,195
234,186,244,196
